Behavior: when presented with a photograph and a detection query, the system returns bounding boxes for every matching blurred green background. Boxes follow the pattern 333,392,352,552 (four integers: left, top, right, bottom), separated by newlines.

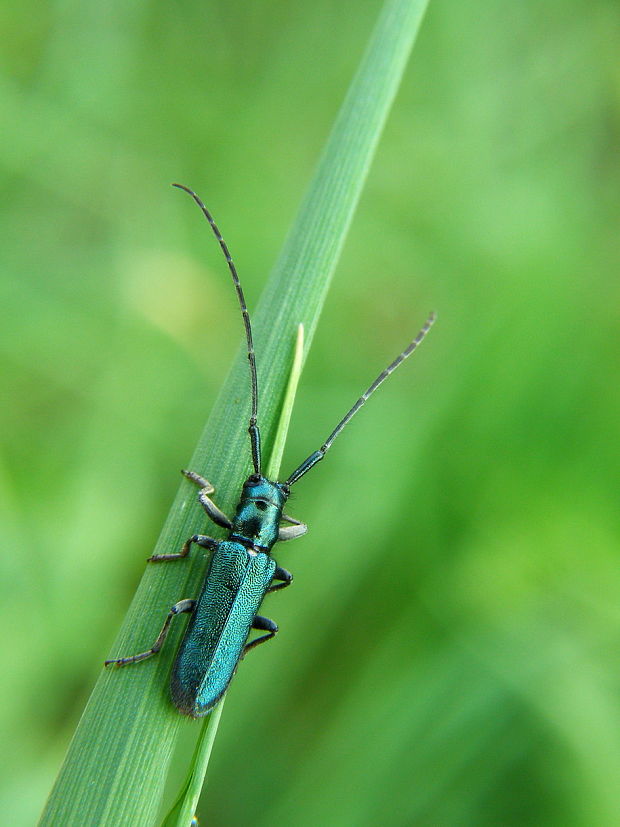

2,0,619,824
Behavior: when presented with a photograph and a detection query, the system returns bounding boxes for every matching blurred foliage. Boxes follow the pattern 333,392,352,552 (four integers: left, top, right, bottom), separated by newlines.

1,0,619,825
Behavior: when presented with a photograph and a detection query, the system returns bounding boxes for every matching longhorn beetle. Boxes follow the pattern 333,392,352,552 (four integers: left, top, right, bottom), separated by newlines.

106,184,435,717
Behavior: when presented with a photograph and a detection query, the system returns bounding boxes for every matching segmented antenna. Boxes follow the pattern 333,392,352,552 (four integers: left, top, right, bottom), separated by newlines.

285,311,436,486
173,183,262,474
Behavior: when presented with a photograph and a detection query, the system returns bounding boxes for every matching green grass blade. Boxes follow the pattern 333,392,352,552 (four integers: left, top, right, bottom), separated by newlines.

162,324,304,827
39,0,429,824
160,698,225,827
267,324,305,480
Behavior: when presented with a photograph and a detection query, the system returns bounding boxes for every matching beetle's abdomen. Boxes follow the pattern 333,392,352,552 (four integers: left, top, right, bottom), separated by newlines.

170,541,275,717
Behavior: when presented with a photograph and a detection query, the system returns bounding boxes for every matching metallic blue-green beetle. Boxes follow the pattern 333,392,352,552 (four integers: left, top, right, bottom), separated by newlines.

106,185,435,717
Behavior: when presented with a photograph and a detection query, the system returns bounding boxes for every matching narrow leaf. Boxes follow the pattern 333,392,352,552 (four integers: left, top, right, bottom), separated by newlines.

40,1,430,823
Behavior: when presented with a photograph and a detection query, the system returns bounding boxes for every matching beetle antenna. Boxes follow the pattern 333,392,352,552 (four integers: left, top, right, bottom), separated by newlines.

285,311,436,486
173,183,262,475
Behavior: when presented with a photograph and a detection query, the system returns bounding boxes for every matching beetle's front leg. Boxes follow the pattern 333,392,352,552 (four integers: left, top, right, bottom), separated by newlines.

182,469,232,529
182,469,215,493
278,514,307,541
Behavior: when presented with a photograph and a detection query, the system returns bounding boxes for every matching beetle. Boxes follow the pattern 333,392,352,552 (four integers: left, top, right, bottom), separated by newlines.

105,184,435,717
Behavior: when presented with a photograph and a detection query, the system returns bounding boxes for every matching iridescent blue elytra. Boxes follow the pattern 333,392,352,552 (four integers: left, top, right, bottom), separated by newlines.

171,540,274,716
105,184,435,717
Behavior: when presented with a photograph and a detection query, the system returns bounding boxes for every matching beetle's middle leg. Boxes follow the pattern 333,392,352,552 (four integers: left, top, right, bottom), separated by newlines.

149,535,219,562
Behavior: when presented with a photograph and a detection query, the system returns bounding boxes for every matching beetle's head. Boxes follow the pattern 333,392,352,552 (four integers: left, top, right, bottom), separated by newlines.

230,475,289,551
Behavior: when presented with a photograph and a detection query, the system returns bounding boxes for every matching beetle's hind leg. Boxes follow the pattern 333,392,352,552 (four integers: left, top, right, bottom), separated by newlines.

243,569,292,654
105,598,195,667
267,565,293,592
244,615,278,654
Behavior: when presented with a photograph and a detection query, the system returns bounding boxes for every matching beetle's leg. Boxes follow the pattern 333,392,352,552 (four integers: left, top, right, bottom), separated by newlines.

182,469,232,529
267,565,293,592
182,469,215,492
198,490,232,529
149,535,219,562
281,513,302,525
105,598,196,667
244,615,278,654
278,522,307,541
